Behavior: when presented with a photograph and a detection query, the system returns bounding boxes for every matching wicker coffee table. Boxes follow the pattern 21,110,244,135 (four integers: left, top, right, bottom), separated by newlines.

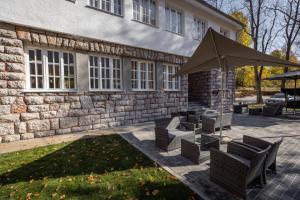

181,134,219,164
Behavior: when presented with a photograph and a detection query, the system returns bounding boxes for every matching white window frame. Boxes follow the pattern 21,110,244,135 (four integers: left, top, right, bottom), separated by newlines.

193,17,207,40
88,55,123,91
165,5,184,35
88,0,123,16
131,60,156,91
163,64,181,91
25,47,77,92
133,0,157,26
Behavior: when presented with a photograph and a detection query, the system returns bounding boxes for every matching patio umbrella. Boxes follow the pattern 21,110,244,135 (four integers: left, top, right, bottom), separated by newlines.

265,70,300,114
175,28,300,142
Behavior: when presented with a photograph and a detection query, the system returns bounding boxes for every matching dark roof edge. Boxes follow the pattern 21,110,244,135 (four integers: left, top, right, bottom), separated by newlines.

195,0,245,28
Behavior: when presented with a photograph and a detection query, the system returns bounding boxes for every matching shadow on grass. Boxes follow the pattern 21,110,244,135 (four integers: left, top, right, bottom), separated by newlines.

0,134,154,185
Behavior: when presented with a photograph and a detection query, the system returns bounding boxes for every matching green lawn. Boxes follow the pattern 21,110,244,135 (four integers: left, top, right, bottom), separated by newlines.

0,134,197,200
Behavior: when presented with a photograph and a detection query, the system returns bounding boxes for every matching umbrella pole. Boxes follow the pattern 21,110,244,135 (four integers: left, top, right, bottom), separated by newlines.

294,78,296,115
219,65,226,142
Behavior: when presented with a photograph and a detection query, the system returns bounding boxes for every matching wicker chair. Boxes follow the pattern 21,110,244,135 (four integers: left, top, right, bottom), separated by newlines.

234,135,283,183
202,113,233,133
262,103,283,117
154,117,195,151
210,142,270,199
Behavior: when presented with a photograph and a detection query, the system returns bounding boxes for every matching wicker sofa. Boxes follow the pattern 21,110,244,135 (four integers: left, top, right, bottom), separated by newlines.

262,102,283,117
154,116,195,151
210,142,270,199
202,113,233,133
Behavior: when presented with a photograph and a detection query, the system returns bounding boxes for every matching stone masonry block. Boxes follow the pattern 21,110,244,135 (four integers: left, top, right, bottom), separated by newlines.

60,117,78,128
27,119,50,133
24,96,44,105
0,123,14,136
0,105,10,114
2,134,20,142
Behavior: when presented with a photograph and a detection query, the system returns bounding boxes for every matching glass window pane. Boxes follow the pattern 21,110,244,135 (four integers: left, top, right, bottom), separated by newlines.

38,77,43,88
37,64,43,75
54,52,59,63
90,56,94,66
55,65,60,76
69,54,74,64
63,53,68,64
30,77,36,88
49,65,54,76
95,79,98,88
70,78,75,88
48,51,53,62
90,68,94,77
30,63,35,75
36,50,42,61
55,78,60,88
64,78,69,88
64,66,69,76
29,50,35,61
49,77,54,88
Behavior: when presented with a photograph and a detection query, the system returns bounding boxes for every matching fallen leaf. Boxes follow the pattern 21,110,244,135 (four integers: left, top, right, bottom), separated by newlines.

152,189,159,196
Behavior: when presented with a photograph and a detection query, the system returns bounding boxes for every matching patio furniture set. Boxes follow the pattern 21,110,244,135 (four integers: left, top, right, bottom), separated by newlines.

154,111,283,199
234,102,284,117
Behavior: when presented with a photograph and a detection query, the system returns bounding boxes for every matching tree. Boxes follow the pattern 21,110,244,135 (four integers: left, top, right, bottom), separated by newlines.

275,0,300,88
243,0,280,103
206,0,225,10
230,11,252,87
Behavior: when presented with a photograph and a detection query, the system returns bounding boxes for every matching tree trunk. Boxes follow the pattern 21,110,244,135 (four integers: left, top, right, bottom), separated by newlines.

254,66,264,103
281,46,291,89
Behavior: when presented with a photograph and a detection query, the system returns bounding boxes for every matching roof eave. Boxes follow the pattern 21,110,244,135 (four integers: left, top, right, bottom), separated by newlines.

193,0,245,29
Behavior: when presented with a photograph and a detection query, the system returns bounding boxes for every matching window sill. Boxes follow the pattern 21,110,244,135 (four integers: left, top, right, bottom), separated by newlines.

165,30,184,37
23,89,78,93
131,19,159,28
89,89,124,92
131,89,156,92
164,89,182,92
85,5,123,18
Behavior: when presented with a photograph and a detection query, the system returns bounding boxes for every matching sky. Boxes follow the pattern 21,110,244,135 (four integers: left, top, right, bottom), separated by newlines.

213,0,299,58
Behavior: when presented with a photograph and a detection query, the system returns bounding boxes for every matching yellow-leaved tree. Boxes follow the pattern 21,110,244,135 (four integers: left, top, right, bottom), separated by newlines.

230,11,254,88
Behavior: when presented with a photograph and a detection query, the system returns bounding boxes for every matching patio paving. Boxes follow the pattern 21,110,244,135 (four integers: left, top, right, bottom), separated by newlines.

119,114,300,200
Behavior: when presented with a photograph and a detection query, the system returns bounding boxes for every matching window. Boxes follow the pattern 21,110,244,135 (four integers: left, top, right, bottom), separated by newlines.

26,48,76,91
88,0,123,16
89,55,122,90
133,0,157,26
163,64,180,90
193,17,207,40
220,28,230,38
165,6,183,35
131,60,155,90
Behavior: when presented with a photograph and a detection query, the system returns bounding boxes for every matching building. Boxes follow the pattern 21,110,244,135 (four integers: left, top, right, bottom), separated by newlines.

0,0,243,142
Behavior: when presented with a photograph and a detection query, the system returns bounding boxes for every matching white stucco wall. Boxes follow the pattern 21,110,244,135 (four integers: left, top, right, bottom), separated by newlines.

0,0,242,57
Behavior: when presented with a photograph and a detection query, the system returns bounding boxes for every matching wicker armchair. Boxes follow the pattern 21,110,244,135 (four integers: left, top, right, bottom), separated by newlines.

210,142,270,199
262,103,283,117
202,113,233,133
154,117,195,151
235,135,283,182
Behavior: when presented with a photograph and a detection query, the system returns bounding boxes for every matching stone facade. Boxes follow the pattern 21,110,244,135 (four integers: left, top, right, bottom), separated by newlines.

0,22,189,143
0,21,236,143
188,69,235,112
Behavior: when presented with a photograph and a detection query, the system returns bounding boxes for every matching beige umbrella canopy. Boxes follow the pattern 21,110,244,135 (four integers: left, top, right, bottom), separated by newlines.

176,28,300,76
175,28,300,141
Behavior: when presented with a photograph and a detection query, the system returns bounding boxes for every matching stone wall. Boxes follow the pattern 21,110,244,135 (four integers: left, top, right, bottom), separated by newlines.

0,22,188,143
188,69,235,112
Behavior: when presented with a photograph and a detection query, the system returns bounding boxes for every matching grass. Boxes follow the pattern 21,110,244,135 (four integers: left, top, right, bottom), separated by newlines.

0,135,198,200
